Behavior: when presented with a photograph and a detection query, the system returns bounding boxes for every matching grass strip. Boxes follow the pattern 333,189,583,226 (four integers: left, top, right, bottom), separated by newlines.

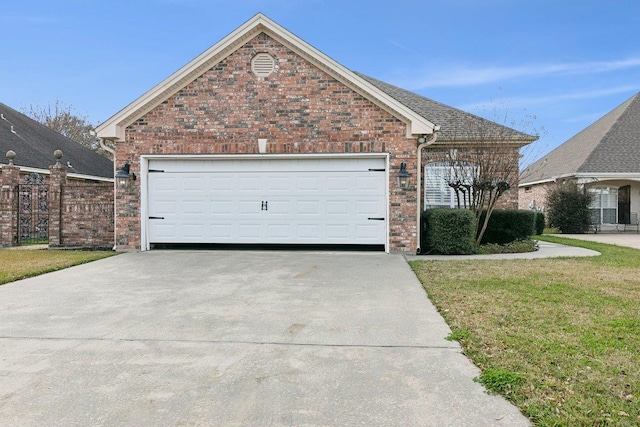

0,249,118,286
410,236,640,426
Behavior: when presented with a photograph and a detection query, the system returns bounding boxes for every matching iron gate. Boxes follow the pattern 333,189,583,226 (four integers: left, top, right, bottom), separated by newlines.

18,173,49,244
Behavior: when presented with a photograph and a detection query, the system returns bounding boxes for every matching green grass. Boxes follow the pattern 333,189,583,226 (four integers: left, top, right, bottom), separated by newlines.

410,236,640,426
0,249,118,286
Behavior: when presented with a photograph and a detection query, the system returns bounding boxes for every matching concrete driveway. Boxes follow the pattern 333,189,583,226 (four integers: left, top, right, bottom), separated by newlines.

0,251,529,426
555,232,640,249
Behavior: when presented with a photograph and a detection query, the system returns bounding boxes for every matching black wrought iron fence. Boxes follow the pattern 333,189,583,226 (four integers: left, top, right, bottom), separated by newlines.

18,173,49,245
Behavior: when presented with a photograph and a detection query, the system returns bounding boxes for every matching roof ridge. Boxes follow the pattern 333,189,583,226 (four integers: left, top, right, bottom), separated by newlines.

521,92,640,184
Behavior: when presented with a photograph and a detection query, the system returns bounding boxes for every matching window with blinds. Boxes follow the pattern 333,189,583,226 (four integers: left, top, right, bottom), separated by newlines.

424,162,477,209
588,187,618,224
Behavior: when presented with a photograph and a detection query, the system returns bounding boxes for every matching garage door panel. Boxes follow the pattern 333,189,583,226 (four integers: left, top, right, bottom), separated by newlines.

355,223,386,242
147,158,387,245
183,223,206,239
238,224,262,239
210,200,235,215
210,224,233,239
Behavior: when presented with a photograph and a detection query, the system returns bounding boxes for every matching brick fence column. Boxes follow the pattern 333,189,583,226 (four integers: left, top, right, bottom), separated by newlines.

0,152,20,247
48,151,67,247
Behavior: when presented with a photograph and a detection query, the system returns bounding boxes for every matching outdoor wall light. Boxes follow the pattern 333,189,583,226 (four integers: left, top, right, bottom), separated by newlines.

397,162,410,189
115,162,136,188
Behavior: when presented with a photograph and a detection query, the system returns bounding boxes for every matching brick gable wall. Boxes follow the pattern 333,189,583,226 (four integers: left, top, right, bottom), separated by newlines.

117,33,418,251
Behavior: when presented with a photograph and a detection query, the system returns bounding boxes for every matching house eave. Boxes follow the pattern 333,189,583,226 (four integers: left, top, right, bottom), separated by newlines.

520,172,640,187
0,164,114,182
95,13,436,142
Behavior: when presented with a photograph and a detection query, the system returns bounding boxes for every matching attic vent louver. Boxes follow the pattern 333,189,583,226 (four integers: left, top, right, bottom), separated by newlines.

251,53,276,77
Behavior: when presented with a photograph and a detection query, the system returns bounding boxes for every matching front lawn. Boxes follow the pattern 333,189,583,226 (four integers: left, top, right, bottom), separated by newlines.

410,236,640,426
0,249,118,286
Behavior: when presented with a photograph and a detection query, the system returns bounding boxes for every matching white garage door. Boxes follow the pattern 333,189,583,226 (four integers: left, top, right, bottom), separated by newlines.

146,157,387,246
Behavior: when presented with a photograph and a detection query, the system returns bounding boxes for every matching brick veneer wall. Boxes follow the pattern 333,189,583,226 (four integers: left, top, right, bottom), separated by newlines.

0,164,20,246
48,164,114,249
56,184,114,248
117,33,418,251
518,182,554,211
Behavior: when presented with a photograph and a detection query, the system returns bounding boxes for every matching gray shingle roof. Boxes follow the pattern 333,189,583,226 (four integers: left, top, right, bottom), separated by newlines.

355,72,537,143
521,92,640,185
0,102,113,179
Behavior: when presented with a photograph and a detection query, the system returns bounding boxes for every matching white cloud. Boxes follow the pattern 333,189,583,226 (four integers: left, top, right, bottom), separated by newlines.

406,58,640,89
456,85,640,112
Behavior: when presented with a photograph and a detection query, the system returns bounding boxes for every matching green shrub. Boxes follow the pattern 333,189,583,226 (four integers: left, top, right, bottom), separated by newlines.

422,208,475,255
546,183,592,233
478,209,535,244
534,211,545,235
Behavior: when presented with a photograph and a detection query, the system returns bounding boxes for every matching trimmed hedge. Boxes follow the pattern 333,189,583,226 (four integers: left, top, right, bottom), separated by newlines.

422,208,475,255
534,211,546,235
479,209,536,244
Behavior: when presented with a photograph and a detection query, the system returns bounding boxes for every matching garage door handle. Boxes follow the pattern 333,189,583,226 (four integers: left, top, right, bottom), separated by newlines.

368,217,385,221
149,216,165,220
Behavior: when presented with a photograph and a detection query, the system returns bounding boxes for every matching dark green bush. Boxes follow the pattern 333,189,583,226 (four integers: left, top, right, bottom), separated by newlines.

546,183,592,233
534,211,545,235
478,209,535,244
422,208,475,255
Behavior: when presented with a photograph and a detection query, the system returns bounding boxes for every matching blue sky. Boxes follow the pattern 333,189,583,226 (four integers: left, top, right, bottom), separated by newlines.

2,0,639,165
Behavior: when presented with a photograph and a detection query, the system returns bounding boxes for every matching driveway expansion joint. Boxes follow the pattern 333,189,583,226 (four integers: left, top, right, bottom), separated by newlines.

0,335,460,350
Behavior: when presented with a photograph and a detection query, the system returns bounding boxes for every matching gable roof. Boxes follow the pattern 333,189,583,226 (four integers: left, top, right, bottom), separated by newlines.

521,92,640,185
0,102,114,180
96,13,437,141
356,73,537,143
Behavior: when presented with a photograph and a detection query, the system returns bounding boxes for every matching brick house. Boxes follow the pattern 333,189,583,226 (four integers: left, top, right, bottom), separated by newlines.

519,92,640,227
96,13,535,253
1,102,114,248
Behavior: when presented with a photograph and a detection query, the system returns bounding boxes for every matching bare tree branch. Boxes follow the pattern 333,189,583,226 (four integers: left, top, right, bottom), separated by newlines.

23,100,113,159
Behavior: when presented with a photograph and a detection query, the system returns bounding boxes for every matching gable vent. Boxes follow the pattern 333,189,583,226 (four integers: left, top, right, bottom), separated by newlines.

251,53,276,77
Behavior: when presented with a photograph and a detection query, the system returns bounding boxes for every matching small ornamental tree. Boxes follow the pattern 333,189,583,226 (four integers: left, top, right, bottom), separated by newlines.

432,108,540,246
546,182,592,233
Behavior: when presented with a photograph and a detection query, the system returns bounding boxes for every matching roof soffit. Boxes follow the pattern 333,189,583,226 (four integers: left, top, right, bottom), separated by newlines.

96,13,435,141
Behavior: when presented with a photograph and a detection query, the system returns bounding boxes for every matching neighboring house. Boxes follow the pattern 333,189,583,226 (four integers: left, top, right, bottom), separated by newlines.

520,92,640,226
96,13,535,253
0,102,113,182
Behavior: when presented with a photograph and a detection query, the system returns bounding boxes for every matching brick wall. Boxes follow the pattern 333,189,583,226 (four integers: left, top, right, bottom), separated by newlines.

518,182,554,211
56,184,114,248
47,164,114,249
117,33,418,251
0,164,19,246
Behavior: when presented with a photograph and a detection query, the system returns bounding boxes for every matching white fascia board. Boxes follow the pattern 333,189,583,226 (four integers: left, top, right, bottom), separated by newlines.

96,13,436,141
97,15,264,141
0,164,114,182
518,173,576,187
574,172,640,179
520,173,640,188
518,178,554,187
